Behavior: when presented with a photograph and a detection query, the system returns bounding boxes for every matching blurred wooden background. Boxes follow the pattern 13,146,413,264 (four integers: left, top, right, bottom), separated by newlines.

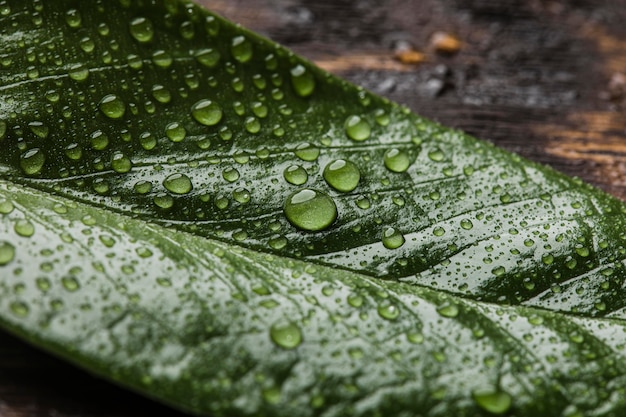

2,0,626,415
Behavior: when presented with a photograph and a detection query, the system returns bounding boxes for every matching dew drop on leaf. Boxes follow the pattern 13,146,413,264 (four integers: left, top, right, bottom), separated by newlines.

99,94,126,119
269,320,302,349
382,227,405,249
111,152,132,173
323,159,360,192
163,173,193,195
10,301,29,317
90,130,109,150
222,167,240,183
65,8,81,28
384,148,410,173
428,148,445,162
283,165,308,185
68,63,89,81
62,276,80,292
377,302,400,320
129,17,154,43
290,64,315,97
14,219,35,237
29,121,49,139
284,189,337,232
191,99,222,126
436,303,459,318
195,48,220,68
244,116,261,134
294,143,319,161
472,389,512,415
230,35,252,63
0,241,15,266
64,143,83,160
344,115,371,141
151,84,172,104
460,218,473,230
20,148,45,175
153,193,174,209
0,199,14,215
134,180,152,194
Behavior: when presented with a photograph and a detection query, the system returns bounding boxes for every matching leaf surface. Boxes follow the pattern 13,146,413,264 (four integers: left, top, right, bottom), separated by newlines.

1,1,626,416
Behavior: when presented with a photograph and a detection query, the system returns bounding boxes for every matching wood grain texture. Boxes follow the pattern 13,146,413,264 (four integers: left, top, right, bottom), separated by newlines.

2,0,626,415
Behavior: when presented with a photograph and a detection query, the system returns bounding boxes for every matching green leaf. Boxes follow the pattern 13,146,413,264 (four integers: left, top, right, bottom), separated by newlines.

1,1,626,416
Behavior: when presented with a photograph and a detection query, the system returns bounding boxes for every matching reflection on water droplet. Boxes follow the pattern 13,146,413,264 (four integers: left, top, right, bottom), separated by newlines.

191,99,222,126
129,17,154,43
382,227,405,249
0,241,15,266
99,94,126,119
384,148,410,173
231,35,252,63
323,159,360,192
20,148,45,175
283,165,308,185
270,320,302,349
163,173,192,195
345,115,371,141
472,389,512,415
284,189,337,232
290,65,315,97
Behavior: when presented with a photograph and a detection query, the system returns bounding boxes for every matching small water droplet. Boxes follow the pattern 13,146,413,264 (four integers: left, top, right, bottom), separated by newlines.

233,187,251,204
163,173,193,195
10,301,28,317
139,132,156,150
65,8,82,28
153,193,174,209
428,148,445,162
195,48,220,67
152,50,172,68
294,143,319,161
0,241,15,266
382,227,405,249
472,389,512,415
134,180,152,194
111,152,132,173
384,148,410,173
323,159,360,192
436,303,459,318
290,64,315,97
377,302,400,320
222,167,240,183
284,189,337,232
191,99,222,126
99,94,126,119
62,276,80,292
90,130,109,150
151,84,171,104
268,235,288,250
270,320,302,349
244,116,261,134
0,199,14,215
344,115,371,141
69,63,89,81
347,293,364,308
20,148,45,175
460,219,473,230
64,143,83,160
283,165,308,185
129,17,154,43
28,121,49,139
14,219,34,237
231,35,252,63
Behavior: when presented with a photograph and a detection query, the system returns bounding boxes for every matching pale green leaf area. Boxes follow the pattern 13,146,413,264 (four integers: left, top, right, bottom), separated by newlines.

1,1,626,416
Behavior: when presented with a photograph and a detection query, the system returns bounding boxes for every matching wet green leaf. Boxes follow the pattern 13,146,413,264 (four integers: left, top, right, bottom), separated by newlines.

2,1,626,416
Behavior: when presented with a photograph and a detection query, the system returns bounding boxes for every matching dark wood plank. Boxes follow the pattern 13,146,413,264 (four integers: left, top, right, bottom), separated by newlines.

3,0,626,416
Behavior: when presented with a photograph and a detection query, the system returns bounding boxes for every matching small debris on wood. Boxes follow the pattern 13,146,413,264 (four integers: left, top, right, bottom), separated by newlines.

393,40,426,65
430,31,461,54
605,72,626,101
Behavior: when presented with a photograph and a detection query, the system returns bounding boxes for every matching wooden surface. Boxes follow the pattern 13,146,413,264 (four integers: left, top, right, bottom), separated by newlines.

2,0,626,415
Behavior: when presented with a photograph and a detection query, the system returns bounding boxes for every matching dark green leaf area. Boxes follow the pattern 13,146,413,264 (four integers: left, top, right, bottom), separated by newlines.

2,0,626,318
2,180,626,417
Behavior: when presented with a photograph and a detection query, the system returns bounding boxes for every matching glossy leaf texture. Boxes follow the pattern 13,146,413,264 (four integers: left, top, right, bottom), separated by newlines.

2,0,626,416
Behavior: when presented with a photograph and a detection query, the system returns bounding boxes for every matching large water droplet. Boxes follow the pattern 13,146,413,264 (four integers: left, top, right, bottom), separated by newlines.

284,189,337,232
0,241,15,265
20,148,45,175
99,94,126,119
323,159,360,192
270,320,303,349
283,165,308,185
129,17,154,43
231,35,252,63
382,227,405,249
345,115,371,141
472,389,512,415
163,173,192,195
384,148,410,173
191,99,222,126
290,65,315,97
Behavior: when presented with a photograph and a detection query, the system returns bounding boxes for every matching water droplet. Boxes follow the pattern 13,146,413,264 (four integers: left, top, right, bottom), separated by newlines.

153,193,174,209
283,165,308,185
129,17,154,43
323,159,360,192
139,132,156,150
436,303,459,318
356,196,370,209
29,121,49,139
382,227,405,249
344,115,371,141
290,64,315,97
163,173,192,195
433,226,445,237
152,50,172,68
374,109,390,126
231,35,252,63
0,199,14,215
294,143,319,161
428,148,445,162
20,148,45,175
377,302,400,320
62,276,80,292
99,94,126,119
251,102,268,118
14,219,34,237
165,122,186,142
10,301,28,317
244,116,261,134
460,219,473,230
65,8,82,28
191,99,222,126
347,293,364,308
151,84,171,104
575,246,590,257
472,389,512,415
64,143,83,160
233,187,251,204
90,130,109,150
134,180,152,194
384,148,410,173
0,241,15,266
111,152,132,173
268,235,288,250
284,189,337,232
195,48,220,68
68,64,89,81
270,320,302,349
262,387,281,404
222,167,240,183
